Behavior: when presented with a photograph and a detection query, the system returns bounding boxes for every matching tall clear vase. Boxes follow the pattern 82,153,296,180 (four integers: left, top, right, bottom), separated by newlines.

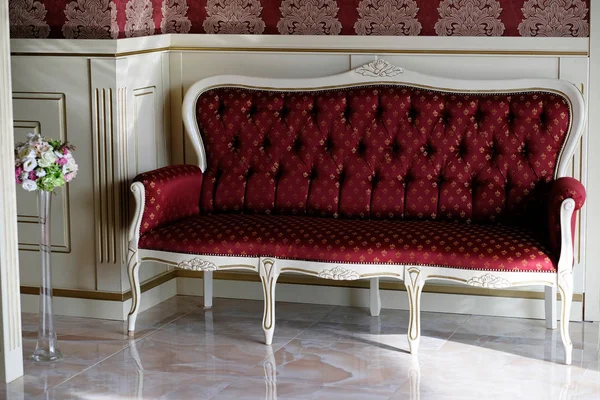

31,190,63,362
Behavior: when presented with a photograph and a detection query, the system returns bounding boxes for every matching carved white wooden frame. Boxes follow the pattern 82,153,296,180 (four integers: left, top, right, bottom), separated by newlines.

127,60,585,365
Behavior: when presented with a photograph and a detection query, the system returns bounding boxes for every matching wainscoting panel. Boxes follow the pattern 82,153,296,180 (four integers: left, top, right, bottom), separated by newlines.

121,52,172,288
12,93,71,253
11,56,96,290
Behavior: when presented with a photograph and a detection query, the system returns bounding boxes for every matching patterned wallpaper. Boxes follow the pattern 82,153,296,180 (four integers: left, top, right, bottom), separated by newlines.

9,0,590,39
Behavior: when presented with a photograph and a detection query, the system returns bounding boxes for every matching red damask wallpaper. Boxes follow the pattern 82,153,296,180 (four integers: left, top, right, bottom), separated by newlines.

9,0,590,39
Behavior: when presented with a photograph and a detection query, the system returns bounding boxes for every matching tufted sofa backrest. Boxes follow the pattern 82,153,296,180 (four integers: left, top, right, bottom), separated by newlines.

194,85,572,225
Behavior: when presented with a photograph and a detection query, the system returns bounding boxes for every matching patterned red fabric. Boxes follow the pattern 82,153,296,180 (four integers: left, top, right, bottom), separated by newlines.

196,86,571,226
138,214,556,272
548,177,585,257
9,0,590,39
134,165,203,236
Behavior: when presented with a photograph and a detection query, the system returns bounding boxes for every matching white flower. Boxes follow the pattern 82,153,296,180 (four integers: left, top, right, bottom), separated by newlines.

35,168,46,177
22,158,37,172
20,172,28,181
37,150,58,167
62,158,78,174
22,180,38,191
18,146,35,160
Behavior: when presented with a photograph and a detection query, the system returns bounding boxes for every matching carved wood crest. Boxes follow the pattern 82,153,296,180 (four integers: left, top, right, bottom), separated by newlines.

177,258,218,271
355,59,404,77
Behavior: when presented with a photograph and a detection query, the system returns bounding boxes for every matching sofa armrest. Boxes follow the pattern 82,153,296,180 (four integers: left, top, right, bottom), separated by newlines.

130,165,203,240
548,177,586,259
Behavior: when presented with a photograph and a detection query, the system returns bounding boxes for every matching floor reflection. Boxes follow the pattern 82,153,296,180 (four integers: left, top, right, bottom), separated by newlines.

1,297,598,399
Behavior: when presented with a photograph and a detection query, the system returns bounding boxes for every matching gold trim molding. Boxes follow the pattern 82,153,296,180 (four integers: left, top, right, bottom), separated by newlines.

10,46,589,59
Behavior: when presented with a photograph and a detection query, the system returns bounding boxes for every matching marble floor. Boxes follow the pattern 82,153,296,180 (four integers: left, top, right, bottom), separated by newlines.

2,296,599,400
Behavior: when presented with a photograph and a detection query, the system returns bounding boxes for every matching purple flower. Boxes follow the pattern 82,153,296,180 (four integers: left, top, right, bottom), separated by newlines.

15,166,23,176
57,157,68,166
28,171,37,180
62,148,69,155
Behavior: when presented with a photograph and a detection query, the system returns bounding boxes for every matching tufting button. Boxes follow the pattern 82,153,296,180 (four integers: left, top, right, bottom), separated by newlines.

457,141,468,158
338,168,346,184
280,105,289,119
441,111,451,124
407,107,418,121
274,165,284,180
262,136,271,151
371,171,380,186
311,106,319,118
506,112,515,124
217,102,226,116
539,111,547,126
356,140,367,157
474,109,485,124
421,142,434,155
230,135,240,151
324,136,334,153
344,106,352,120
292,136,303,153
248,103,258,118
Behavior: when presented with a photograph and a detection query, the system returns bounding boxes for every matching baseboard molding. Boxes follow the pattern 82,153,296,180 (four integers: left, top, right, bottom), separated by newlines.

21,277,177,320
177,277,584,321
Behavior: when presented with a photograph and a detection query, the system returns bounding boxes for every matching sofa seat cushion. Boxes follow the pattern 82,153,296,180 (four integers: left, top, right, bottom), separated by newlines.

138,214,555,272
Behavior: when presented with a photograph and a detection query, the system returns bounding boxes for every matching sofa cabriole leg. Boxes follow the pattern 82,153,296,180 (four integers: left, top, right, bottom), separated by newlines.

127,248,141,336
260,258,279,345
558,269,573,365
405,266,423,355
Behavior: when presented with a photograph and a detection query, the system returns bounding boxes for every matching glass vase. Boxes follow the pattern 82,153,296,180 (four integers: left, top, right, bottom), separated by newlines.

31,190,63,362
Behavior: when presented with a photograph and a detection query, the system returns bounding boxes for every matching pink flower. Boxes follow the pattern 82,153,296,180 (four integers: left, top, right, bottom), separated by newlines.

65,172,74,182
28,171,37,180
62,148,69,155
15,166,23,176
57,157,68,166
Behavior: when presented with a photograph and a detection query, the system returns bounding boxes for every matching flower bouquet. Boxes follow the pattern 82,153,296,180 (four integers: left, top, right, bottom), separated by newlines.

14,133,78,362
15,133,78,192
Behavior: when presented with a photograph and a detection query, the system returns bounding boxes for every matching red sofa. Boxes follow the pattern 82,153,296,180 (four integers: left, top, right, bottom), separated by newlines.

126,60,586,364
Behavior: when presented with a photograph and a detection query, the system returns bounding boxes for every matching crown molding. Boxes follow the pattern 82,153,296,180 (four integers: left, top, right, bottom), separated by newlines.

9,35,590,58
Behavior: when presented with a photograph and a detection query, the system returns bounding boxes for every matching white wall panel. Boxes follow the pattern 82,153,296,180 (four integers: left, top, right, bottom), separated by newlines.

558,57,589,295
382,55,560,80
11,56,96,290
13,93,71,254
120,52,172,286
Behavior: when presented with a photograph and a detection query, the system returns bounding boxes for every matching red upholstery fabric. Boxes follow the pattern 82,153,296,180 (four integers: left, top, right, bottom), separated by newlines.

134,165,203,236
548,177,586,257
196,86,571,226
138,214,556,272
